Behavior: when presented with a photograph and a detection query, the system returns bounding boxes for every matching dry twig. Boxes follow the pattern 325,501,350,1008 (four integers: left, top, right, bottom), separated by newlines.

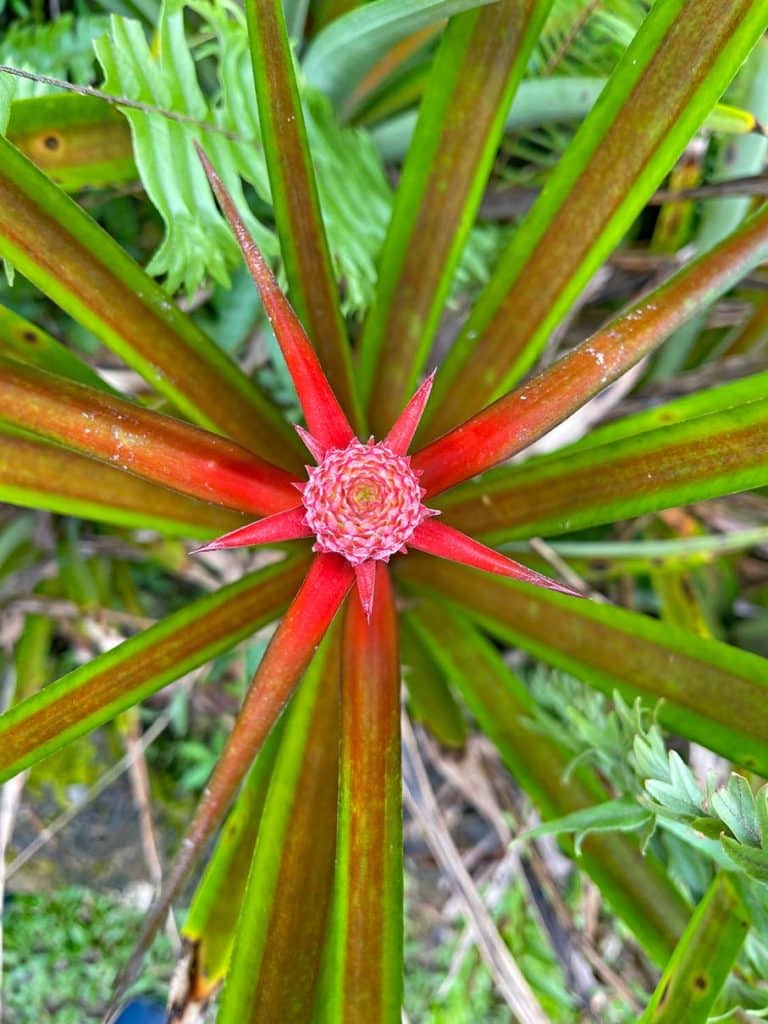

401,715,549,1024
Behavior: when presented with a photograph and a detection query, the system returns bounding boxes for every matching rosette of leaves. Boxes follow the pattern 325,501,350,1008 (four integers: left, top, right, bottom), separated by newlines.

1,0,768,1020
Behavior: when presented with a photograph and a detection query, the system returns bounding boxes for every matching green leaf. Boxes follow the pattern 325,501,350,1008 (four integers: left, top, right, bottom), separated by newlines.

438,397,768,543
423,0,768,437
515,799,651,856
0,303,117,391
407,600,690,966
398,557,768,775
639,875,750,1023
93,8,277,298
6,94,135,191
0,134,301,466
414,203,768,497
0,425,244,537
0,553,308,781
400,617,467,748
758,787,768,852
218,625,340,1023
360,0,555,434
0,12,107,90
720,837,768,885
323,566,402,1020
179,720,285,1005
246,0,362,429
652,36,768,378
370,77,759,162
644,751,705,819
12,611,54,706
564,369,768,455
709,774,762,847
302,0,496,109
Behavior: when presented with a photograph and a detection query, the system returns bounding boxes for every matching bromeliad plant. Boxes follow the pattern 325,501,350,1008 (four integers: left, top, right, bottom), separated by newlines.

3,0,768,1019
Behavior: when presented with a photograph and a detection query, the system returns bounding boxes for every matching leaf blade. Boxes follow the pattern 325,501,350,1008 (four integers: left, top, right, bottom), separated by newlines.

414,202,768,496
324,564,402,1020
246,0,362,429
218,624,341,1023
408,601,689,965
398,557,768,774
0,134,301,465
437,397,768,543
639,874,749,1023
0,426,245,537
0,553,309,782
360,0,554,431
0,357,301,516
423,0,768,437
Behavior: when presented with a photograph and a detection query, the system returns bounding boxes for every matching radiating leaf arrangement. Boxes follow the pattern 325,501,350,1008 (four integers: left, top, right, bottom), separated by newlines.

1,0,768,1020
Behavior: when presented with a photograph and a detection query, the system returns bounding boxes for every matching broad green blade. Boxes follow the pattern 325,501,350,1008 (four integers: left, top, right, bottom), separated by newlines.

562,370,768,455
0,357,300,516
0,135,301,466
423,0,768,438
400,617,467,748
6,94,135,191
0,553,308,781
0,426,244,537
246,0,361,430
307,0,362,35
360,0,554,434
724,290,768,356
12,613,54,706
370,78,760,161
179,721,285,1006
0,304,116,391
218,625,340,1023
408,600,689,965
639,874,749,1022
302,0,496,108
413,202,768,497
397,556,768,775
437,397,768,542
323,565,402,1021
652,36,768,378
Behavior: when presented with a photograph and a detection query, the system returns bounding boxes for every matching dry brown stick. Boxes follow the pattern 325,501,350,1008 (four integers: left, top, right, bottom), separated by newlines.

523,840,643,1011
401,715,549,1024
122,714,181,952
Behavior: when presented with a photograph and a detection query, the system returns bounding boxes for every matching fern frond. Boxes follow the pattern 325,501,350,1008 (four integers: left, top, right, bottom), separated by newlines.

0,12,108,93
0,11,108,132
93,6,277,298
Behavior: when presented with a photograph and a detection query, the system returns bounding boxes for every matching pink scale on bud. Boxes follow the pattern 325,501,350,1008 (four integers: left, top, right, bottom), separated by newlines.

301,439,437,566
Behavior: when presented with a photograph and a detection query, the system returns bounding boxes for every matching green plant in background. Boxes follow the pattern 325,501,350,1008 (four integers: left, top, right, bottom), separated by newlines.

1,0,768,1021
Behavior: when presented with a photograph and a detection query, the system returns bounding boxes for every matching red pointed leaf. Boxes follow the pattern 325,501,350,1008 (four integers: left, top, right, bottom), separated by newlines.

0,427,245,537
117,553,354,996
196,146,355,451
193,505,311,553
0,356,300,516
409,519,580,597
354,560,377,621
295,424,327,463
414,202,768,496
327,563,402,1018
383,371,435,455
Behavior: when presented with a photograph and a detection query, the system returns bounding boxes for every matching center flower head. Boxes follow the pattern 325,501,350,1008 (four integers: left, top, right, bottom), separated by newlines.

192,148,579,621
301,439,434,565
